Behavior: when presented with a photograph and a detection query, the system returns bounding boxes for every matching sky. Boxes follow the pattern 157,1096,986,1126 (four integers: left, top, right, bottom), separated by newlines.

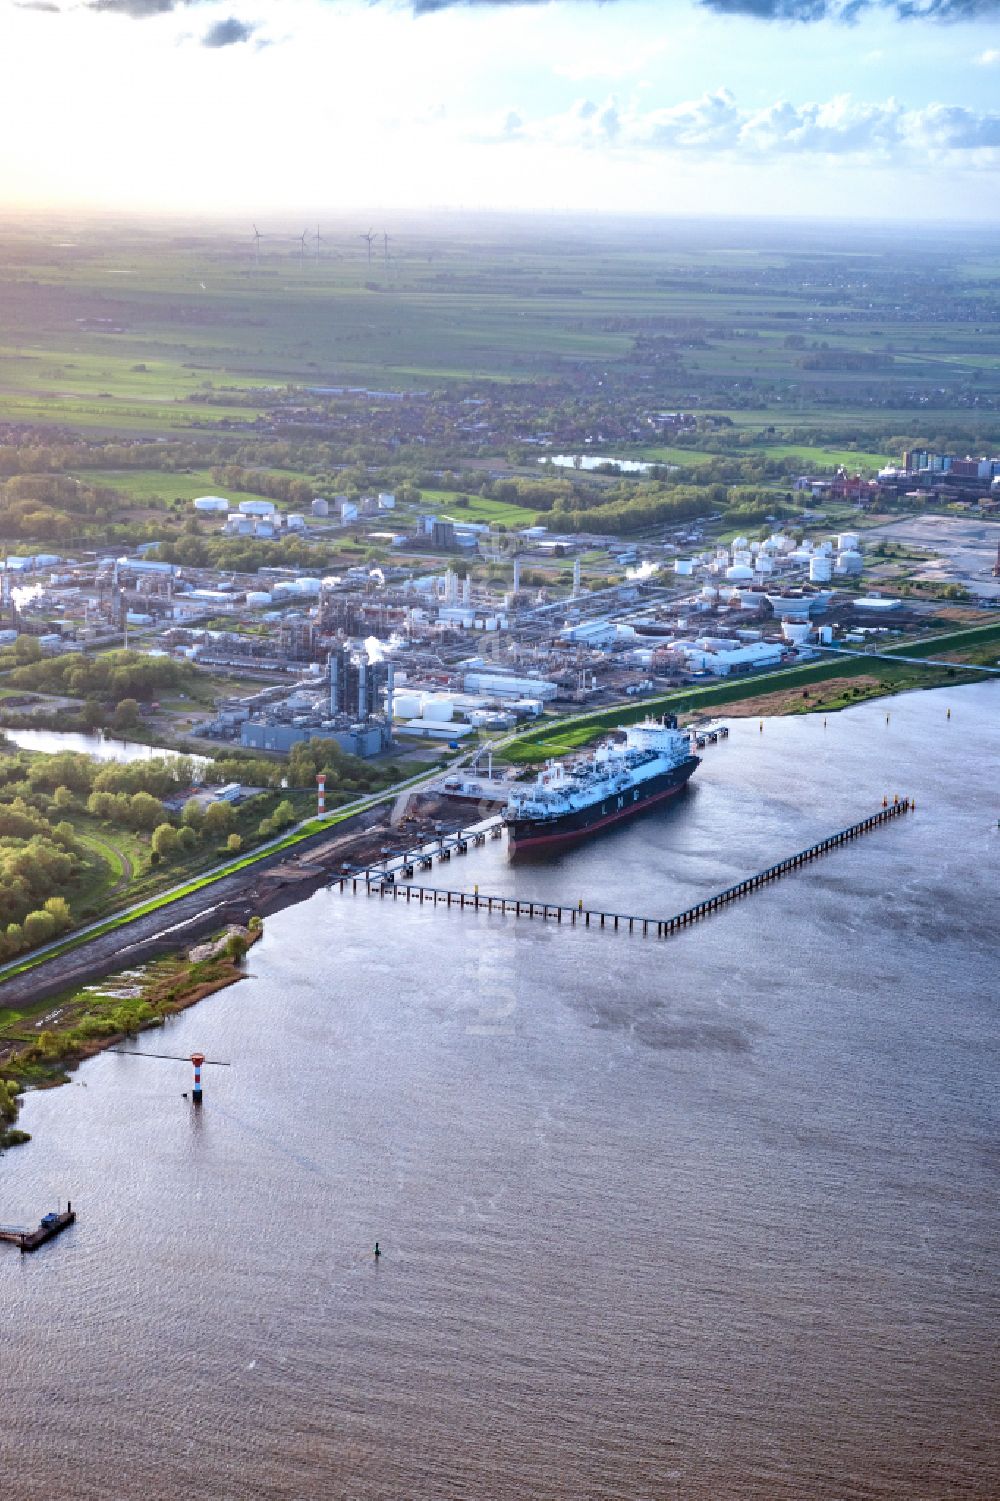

2,0,999,220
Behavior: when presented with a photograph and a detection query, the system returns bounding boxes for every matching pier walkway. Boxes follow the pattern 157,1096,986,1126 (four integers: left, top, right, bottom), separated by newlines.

335,800,913,940
0,1207,75,1253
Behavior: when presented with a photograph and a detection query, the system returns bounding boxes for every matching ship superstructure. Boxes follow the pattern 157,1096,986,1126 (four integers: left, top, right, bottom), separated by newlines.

505,716,699,853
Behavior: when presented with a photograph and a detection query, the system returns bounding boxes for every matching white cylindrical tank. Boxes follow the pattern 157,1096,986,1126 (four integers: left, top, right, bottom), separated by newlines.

238,500,277,516
837,532,860,552
819,625,834,643
393,692,423,719
294,577,323,594
754,555,774,574
245,591,272,607
836,551,863,576
193,495,229,513
675,559,695,576
732,535,749,550
699,585,719,602
816,540,834,556
423,697,455,723
726,564,754,582
732,550,753,567
809,556,833,583
782,620,813,645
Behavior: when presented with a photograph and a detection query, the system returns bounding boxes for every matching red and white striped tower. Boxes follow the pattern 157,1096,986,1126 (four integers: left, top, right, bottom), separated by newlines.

191,1052,205,1105
317,773,326,816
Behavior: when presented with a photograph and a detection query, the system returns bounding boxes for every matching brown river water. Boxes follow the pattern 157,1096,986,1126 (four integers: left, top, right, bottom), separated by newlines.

1,683,998,1500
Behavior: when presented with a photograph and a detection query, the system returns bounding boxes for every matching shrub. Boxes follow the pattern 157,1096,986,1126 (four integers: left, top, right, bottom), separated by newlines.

151,823,180,859
23,909,57,947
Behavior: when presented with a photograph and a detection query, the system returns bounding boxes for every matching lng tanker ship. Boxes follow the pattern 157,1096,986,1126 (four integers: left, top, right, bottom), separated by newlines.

505,716,699,853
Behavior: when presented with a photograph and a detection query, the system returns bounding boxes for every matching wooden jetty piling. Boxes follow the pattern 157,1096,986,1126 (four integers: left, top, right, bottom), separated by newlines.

339,800,913,942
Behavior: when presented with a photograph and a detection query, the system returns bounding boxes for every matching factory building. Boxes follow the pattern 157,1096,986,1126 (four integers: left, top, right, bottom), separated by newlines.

462,672,558,701
328,645,394,722
675,638,785,676
240,722,387,757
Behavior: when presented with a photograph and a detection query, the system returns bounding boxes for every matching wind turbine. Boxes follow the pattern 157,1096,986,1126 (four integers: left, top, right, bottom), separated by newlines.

382,230,390,268
360,229,375,265
314,224,326,263
298,229,310,269
251,223,262,268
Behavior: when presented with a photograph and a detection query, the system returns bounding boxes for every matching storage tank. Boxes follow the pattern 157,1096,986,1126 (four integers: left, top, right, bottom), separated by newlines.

392,692,423,720
294,577,323,594
781,620,813,645
816,540,834,556
765,592,814,620
732,550,753,567
837,532,860,553
674,559,695,576
836,550,863,576
423,697,455,723
193,495,229,513
809,556,833,583
238,500,277,516
245,591,272,607
819,625,834,644
754,555,774,575
726,564,754,582
732,536,749,551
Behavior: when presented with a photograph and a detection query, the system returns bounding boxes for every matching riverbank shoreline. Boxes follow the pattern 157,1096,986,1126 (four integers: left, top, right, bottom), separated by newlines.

0,924,263,1153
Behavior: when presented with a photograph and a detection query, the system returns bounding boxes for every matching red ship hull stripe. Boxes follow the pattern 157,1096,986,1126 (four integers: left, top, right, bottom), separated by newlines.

508,779,688,851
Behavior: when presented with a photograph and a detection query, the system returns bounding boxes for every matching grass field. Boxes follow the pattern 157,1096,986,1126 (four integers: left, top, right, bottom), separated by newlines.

1,220,997,441
415,488,543,527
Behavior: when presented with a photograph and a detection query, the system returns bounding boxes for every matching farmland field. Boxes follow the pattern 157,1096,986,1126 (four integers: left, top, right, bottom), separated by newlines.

0,217,997,445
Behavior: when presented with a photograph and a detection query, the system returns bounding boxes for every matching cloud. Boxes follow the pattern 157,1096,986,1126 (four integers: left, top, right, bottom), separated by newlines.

69,0,1000,22
497,89,1000,159
977,48,1000,62
88,0,178,13
202,14,255,45
701,0,999,16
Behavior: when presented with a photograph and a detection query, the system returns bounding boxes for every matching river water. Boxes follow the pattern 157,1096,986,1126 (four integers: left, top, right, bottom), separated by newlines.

3,728,199,763
2,683,998,1501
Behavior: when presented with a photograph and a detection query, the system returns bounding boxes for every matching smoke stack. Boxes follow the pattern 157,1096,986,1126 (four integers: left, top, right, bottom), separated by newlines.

328,649,340,717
